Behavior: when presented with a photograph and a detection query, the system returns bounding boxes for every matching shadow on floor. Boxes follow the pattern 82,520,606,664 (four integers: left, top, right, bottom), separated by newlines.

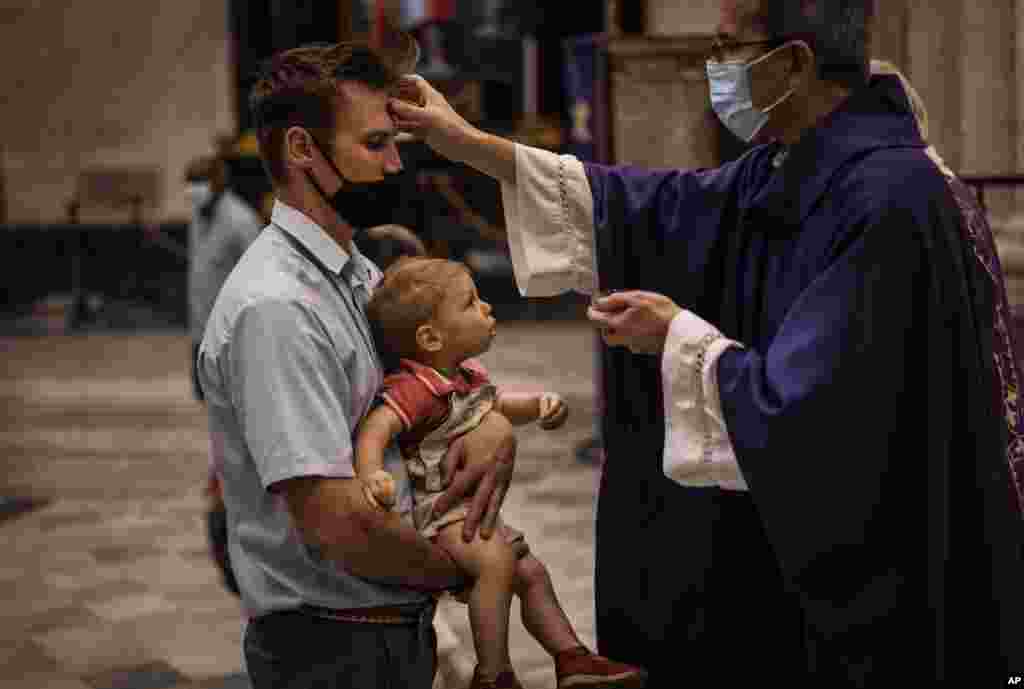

0,496,51,524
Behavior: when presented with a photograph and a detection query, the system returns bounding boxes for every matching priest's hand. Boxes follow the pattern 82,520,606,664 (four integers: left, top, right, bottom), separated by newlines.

389,75,516,186
587,290,683,355
389,75,476,160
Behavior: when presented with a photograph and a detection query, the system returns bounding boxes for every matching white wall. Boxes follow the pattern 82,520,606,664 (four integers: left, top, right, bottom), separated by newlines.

0,0,235,224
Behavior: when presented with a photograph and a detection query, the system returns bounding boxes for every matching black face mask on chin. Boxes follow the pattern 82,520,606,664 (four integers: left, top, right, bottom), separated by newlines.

306,136,399,231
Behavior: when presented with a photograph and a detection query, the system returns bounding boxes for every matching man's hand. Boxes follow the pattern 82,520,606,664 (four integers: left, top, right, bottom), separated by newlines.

276,476,464,591
537,393,569,430
434,412,516,543
587,290,683,355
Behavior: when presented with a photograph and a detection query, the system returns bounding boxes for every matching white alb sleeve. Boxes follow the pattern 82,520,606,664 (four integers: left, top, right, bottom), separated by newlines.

661,309,749,491
500,144,597,296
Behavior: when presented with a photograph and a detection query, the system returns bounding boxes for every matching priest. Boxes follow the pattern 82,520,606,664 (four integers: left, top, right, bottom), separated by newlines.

390,1,1024,684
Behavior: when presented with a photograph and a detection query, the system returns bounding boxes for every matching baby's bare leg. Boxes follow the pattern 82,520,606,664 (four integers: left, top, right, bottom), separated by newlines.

435,520,517,679
513,553,583,656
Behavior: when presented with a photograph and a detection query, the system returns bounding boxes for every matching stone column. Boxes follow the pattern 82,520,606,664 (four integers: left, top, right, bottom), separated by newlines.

960,0,1017,220
994,0,1024,311
607,36,720,169
1017,0,1024,215
905,0,963,173
870,0,907,68
606,0,622,36
0,0,234,223
645,0,719,36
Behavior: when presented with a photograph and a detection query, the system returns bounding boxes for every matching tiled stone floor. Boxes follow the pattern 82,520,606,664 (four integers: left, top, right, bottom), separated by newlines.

0,324,603,689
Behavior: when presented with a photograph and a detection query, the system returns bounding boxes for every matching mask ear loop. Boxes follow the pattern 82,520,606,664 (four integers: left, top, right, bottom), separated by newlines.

747,41,801,116
301,129,348,207
761,85,795,115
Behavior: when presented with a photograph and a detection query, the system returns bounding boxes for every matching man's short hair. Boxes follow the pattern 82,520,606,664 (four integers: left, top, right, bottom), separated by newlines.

755,0,875,89
248,42,400,184
366,257,470,367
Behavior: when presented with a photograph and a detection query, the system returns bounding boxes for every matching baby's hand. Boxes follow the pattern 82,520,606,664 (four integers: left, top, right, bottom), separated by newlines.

537,393,569,430
362,470,397,510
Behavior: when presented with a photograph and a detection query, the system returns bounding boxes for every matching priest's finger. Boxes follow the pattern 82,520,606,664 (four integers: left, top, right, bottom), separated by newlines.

591,291,636,312
394,76,427,107
586,305,621,327
388,97,430,129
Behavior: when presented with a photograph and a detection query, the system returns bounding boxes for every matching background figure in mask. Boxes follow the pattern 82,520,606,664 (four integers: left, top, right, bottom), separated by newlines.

186,151,263,395
184,150,263,596
388,0,1024,685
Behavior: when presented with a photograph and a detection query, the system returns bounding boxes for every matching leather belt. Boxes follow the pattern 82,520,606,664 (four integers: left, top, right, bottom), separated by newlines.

300,603,429,625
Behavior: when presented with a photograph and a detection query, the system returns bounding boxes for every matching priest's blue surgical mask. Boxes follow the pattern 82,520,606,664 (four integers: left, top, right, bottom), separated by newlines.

707,44,796,142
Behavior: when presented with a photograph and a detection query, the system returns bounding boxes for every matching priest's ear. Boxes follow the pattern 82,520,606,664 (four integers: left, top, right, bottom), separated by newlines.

750,40,814,108
785,40,816,91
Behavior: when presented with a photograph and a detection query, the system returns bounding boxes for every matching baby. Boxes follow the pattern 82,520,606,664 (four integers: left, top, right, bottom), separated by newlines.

357,257,647,689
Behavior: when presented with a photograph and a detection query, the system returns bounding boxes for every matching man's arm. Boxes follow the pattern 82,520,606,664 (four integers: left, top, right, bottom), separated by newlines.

275,475,462,592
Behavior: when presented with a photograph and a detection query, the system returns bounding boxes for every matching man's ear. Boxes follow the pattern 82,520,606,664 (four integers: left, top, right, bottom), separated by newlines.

416,323,444,353
285,127,315,169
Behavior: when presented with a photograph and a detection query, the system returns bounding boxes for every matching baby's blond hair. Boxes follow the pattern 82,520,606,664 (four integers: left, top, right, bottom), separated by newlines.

367,256,471,366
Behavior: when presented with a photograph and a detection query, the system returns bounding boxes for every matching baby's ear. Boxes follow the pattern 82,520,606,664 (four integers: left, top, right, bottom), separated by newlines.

416,323,444,353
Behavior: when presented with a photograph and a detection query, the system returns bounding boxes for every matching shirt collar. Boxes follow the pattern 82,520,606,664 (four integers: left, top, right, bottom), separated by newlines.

343,250,382,293
396,358,481,397
751,73,928,229
271,199,352,276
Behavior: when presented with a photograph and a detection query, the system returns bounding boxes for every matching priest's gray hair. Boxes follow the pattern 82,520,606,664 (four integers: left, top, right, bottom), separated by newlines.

756,0,874,89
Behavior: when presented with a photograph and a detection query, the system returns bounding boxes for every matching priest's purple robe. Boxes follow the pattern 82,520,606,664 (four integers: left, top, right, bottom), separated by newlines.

586,73,1024,685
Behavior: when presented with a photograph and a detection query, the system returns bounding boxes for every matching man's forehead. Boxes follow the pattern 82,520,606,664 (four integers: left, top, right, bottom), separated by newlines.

336,81,394,135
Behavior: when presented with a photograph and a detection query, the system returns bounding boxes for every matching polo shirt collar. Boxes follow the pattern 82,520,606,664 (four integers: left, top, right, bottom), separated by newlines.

396,358,483,396
272,199,352,276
